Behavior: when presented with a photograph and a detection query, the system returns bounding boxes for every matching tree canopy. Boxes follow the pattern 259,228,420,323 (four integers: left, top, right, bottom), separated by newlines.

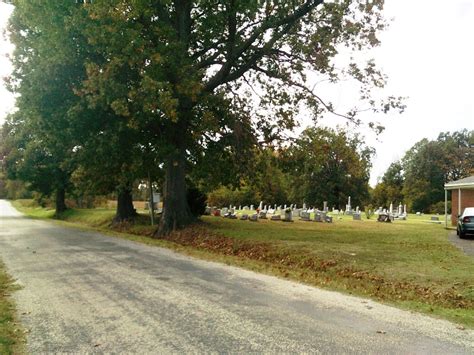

371,129,474,213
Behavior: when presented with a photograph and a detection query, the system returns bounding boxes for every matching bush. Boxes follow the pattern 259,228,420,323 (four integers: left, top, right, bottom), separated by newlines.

364,204,374,219
429,201,450,214
4,180,32,200
187,187,207,216
207,185,259,207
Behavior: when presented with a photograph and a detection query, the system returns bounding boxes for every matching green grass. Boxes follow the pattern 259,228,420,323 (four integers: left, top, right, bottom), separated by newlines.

0,262,25,354
12,200,474,328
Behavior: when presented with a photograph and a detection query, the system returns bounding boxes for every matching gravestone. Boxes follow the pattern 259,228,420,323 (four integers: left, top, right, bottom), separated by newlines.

353,213,361,221
345,196,352,215
314,213,323,222
213,209,221,217
431,216,439,221
283,210,293,222
240,214,249,220
325,216,333,223
221,207,229,215
300,211,311,221
250,204,254,211
271,215,281,221
377,214,391,223
249,214,258,222
259,211,267,219
323,201,328,212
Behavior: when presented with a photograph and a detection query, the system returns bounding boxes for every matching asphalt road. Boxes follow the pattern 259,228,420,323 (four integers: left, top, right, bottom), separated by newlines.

1,200,473,353
449,231,474,257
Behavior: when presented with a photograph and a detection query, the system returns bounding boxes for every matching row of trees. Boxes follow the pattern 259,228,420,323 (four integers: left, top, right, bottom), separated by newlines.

372,130,474,213
1,0,403,236
205,127,373,209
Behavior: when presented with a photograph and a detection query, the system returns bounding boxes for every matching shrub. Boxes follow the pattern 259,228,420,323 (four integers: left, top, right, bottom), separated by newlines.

187,187,207,216
364,204,374,219
429,201,450,214
207,185,259,207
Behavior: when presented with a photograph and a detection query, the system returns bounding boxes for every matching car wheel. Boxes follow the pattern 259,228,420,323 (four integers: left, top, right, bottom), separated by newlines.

459,231,466,239
457,228,459,236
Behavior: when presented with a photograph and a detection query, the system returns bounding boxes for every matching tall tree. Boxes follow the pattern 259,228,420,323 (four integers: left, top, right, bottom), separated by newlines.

5,1,89,214
371,161,404,208
280,126,373,208
6,1,154,221
386,130,473,213
76,0,402,236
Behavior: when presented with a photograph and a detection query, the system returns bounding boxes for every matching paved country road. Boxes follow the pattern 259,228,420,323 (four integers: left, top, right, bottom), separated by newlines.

0,200,473,353
449,231,474,258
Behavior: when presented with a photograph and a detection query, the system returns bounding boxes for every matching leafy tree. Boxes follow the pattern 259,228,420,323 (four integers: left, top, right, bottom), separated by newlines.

371,161,404,208
437,130,474,182
76,0,403,235
378,130,474,213
6,1,159,221
281,127,373,208
4,1,90,214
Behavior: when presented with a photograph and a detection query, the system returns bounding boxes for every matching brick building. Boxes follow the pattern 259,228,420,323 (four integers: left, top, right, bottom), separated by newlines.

444,175,474,226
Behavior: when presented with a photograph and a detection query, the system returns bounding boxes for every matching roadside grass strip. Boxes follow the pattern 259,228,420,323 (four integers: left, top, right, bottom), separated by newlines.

0,261,24,354
13,200,474,329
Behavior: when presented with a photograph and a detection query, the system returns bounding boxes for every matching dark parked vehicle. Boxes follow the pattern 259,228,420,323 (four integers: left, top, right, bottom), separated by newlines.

457,207,474,239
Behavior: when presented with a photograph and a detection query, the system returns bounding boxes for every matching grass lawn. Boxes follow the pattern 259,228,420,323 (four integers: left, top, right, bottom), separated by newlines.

12,200,474,328
0,261,24,354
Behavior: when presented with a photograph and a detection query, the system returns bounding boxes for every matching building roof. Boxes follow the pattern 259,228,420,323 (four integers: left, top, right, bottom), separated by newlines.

445,175,474,190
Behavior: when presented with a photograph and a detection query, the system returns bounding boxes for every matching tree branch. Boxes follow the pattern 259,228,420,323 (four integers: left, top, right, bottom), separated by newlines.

203,0,323,92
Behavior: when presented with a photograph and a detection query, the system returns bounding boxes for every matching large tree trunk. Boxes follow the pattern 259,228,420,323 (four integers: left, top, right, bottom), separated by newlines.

54,187,67,216
114,185,138,222
154,148,194,237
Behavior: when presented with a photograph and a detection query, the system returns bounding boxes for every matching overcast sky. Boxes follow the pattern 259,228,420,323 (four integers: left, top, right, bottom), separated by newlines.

0,1,473,186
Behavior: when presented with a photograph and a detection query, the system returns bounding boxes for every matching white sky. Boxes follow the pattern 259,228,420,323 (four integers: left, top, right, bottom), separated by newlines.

0,1,473,186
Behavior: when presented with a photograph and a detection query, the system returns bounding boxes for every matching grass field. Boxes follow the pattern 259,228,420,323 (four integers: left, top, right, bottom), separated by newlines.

0,261,24,354
12,200,474,328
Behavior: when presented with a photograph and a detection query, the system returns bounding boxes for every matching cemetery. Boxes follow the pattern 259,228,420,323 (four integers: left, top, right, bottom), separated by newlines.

0,1,473,351
203,197,410,225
